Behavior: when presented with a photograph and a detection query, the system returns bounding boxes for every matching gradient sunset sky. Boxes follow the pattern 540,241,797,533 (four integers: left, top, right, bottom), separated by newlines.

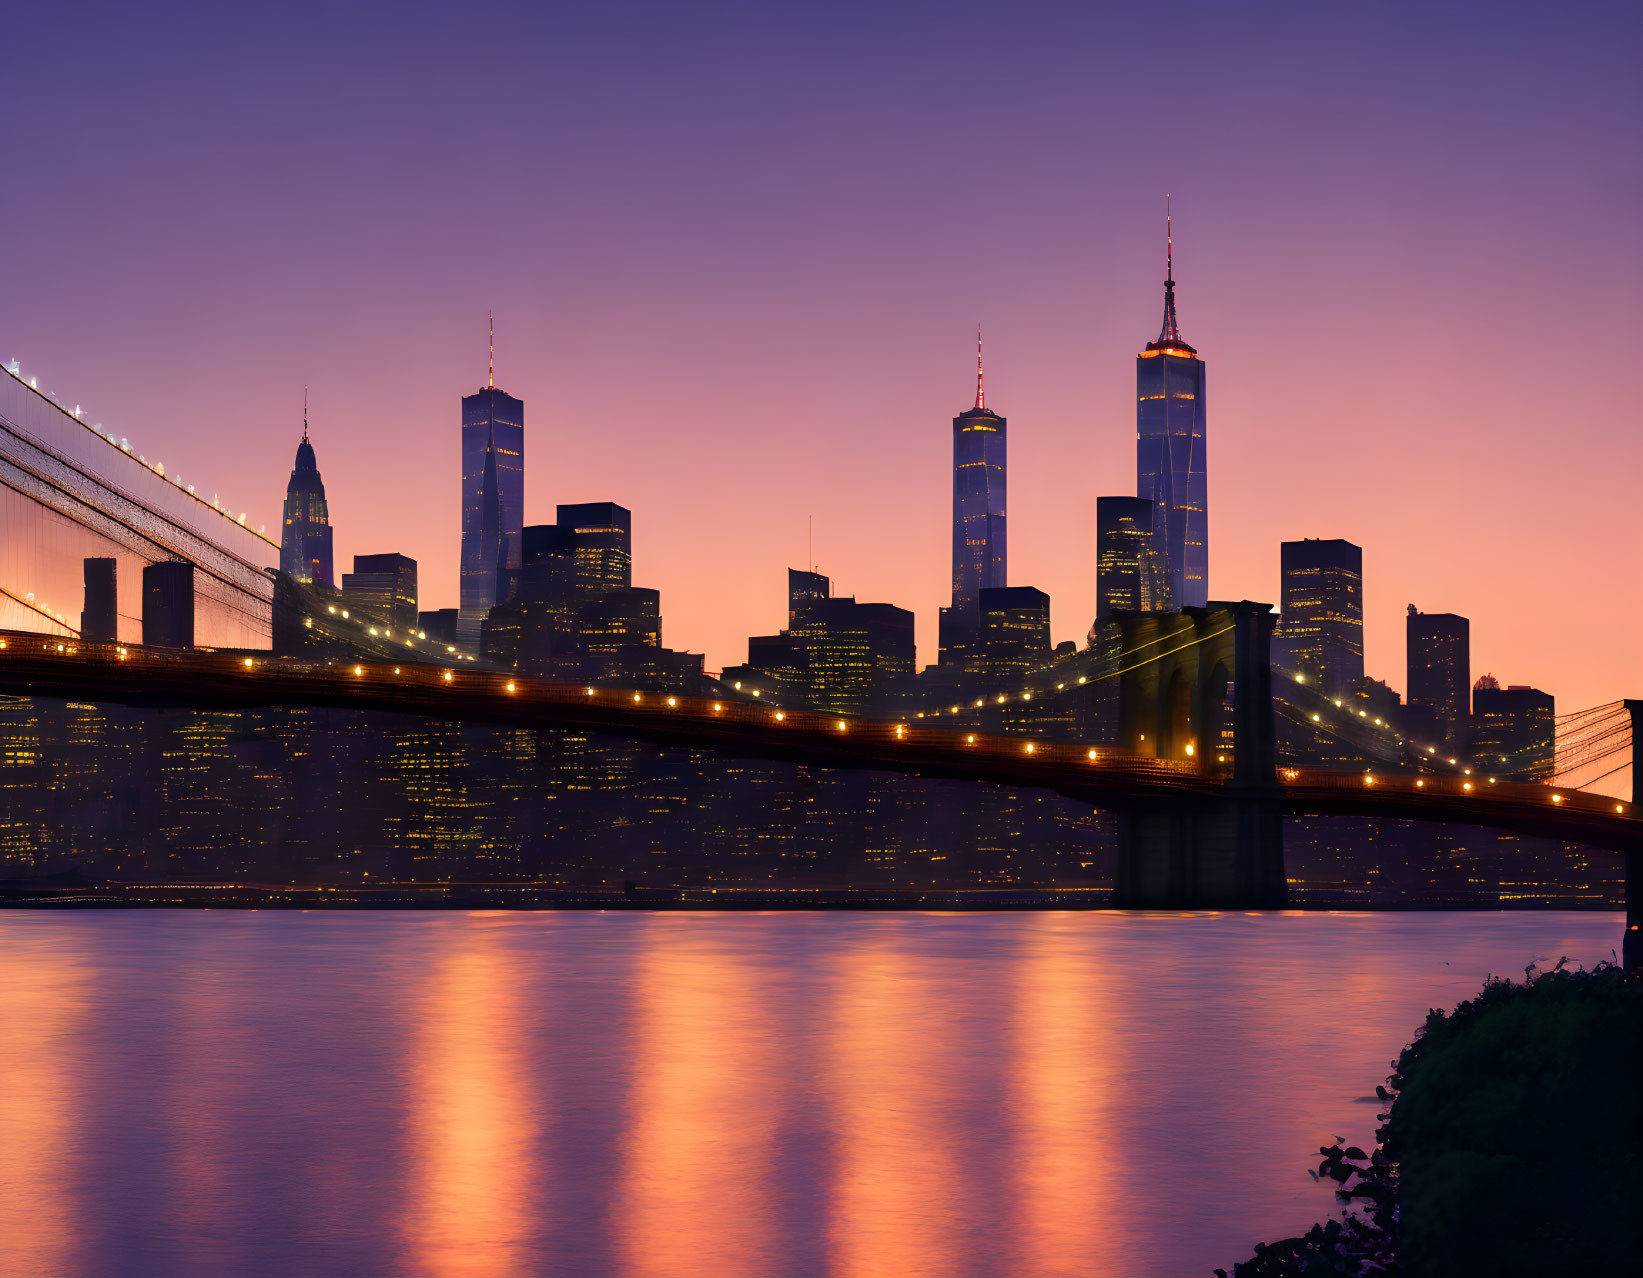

5,1,1640,723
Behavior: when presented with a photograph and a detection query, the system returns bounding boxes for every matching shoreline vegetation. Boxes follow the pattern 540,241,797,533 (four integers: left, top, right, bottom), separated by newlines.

1219,961,1642,1277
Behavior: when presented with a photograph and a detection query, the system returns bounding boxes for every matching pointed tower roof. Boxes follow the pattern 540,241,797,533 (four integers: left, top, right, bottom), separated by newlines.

958,326,1002,420
1145,195,1197,355
294,387,317,471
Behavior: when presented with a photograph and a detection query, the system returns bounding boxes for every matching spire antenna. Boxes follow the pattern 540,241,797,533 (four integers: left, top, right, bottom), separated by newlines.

975,324,985,411
302,385,308,441
488,312,494,389
1166,192,1173,283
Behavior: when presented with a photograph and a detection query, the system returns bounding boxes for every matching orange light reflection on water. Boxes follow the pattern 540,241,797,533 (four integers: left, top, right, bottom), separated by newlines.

1007,913,1127,1274
0,928,87,1276
616,918,783,1276
824,926,967,1278
402,924,543,1276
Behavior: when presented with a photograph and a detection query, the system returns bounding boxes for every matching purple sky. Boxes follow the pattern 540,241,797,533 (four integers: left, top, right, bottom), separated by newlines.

5,1,1640,736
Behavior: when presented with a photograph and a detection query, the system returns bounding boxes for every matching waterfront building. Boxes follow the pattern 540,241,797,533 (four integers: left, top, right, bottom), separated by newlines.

81,557,117,643
946,331,1006,658
142,561,194,648
1095,496,1168,618
341,554,418,632
1276,538,1363,693
1136,205,1207,608
1471,685,1555,780
1407,607,1470,747
279,410,334,588
459,330,524,645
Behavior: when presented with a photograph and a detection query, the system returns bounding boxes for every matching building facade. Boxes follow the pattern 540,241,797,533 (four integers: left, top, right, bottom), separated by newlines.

1470,685,1555,780
1136,216,1207,609
142,561,194,649
1096,496,1168,618
1277,538,1364,693
340,553,418,632
557,502,632,598
279,425,334,588
1407,608,1470,747
81,558,117,643
949,335,1006,653
459,384,525,644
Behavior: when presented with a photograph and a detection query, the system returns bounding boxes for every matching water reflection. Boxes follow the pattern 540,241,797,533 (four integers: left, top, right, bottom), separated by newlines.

616,918,783,1276
0,926,86,1276
403,920,543,1275
0,911,1620,1277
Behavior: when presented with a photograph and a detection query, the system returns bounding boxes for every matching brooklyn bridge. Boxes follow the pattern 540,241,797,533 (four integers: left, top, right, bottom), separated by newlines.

2,352,1638,965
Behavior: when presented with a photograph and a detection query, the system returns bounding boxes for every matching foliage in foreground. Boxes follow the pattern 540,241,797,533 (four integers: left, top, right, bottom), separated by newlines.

1217,959,1643,1277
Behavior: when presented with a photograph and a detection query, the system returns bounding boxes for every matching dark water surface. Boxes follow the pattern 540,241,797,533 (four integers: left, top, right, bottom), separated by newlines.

0,910,1619,1276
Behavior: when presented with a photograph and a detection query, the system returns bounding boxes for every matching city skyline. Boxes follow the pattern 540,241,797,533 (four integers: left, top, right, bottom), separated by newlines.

2,1,1638,713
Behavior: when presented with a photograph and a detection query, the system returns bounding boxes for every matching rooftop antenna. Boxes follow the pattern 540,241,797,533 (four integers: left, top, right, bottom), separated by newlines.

1166,192,1173,284
488,312,494,388
975,324,985,410
302,385,309,441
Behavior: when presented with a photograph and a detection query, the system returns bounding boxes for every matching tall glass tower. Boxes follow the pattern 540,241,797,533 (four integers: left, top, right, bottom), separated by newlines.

459,325,524,644
280,408,333,588
950,330,1006,637
1136,205,1207,609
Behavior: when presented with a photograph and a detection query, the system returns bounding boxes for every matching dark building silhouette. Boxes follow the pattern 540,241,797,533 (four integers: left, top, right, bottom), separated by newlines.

419,608,459,646
279,411,333,588
1276,538,1363,693
459,339,524,644
1136,205,1207,609
945,331,1006,661
341,554,418,632
1471,685,1555,780
1407,607,1470,747
81,557,117,643
1096,496,1167,618
788,568,830,626
142,561,194,648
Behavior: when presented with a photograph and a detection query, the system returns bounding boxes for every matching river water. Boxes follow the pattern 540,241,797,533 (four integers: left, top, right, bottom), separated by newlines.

0,910,1619,1276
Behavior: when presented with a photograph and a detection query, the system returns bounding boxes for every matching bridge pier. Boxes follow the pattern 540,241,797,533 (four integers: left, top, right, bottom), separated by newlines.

1115,790,1286,908
1113,602,1286,909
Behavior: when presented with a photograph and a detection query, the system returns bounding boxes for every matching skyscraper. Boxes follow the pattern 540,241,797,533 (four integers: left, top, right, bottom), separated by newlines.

460,320,524,645
1095,496,1168,618
1277,538,1364,693
1470,685,1555,780
1407,607,1470,747
557,502,632,597
142,561,194,648
1136,202,1207,609
341,553,418,631
947,330,1006,656
279,401,334,588
81,557,117,643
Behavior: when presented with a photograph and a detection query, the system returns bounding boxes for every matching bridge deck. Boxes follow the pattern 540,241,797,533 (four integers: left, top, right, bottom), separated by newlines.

0,631,1634,851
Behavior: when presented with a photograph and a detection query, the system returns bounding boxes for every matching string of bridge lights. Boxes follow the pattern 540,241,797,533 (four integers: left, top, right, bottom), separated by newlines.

4,359,269,542
2,632,1630,819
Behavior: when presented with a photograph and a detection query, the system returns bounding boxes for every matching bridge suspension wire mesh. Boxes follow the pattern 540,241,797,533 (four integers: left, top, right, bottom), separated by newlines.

1553,702,1631,785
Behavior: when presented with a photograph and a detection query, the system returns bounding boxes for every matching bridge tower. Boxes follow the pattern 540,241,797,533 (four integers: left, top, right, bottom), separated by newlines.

1625,701,1642,970
1113,600,1286,908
